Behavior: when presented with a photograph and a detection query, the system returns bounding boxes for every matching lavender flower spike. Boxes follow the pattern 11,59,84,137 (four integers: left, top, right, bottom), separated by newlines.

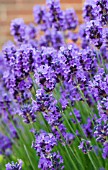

6,160,22,170
78,139,92,154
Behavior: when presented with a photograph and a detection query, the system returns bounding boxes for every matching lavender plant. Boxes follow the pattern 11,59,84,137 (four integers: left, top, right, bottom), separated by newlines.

0,0,108,169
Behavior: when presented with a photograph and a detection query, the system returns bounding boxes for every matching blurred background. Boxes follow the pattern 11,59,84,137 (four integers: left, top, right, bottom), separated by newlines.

0,0,84,49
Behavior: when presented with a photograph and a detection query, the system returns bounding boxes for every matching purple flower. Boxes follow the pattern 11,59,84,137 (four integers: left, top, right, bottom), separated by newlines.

102,28,108,51
0,133,12,156
32,89,74,144
94,0,108,26
59,90,68,109
85,20,103,48
38,152,64,170
10,18,37,44
39,29,65,49
88,68,106,102
2,43,35,104
10,18,26,43
65,133,75,145
79,24,90,48
46,0,64,30
63,8,78,30
58,44,80,82
78,139,92,154
6,160,22,170
35,64,57,92
33,5,45,24
83,118,93,137
102,142,108,159
20,104,36,123
33,5,50,31
73,108,81,122
94,122,108,144
32,130,64,169
34,46,63,91
2,41,16,66
83,0,96,21
32,131,57,155
32,89,54,112
25,23,37,40
83,0,108,25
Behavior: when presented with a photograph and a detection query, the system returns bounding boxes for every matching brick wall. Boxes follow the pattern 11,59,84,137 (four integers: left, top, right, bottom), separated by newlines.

0,0,84,48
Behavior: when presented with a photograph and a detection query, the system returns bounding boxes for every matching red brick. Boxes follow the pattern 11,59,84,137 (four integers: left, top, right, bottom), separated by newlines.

0,0,84,48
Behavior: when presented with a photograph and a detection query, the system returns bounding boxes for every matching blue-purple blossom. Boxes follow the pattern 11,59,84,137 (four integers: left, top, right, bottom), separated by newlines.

20,104,36,123
32,130,64,169
79,24,90,48
10,18,37,45
34,64,57,92
83,0,108,25
102,142,108,159
25,23,37,40
85,20,103,48
94,0,108,26
5,160,22,170
83,118,93,137
32,131,57,155
0,133,12,156
39,29,65,49
46,0,64,30
38,152,64,170
64,8,78,30
88,69,108,121
33,5,50,31
10,18,26,43
78,139,92,154
32,89,74,143
83,0,96,21
94,122,108,144
2,43,35,104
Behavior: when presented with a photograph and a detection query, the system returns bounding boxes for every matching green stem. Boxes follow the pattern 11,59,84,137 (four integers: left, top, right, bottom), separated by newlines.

56,127,82,170
62,111,80,142
88,153,97,170
24,145,36,170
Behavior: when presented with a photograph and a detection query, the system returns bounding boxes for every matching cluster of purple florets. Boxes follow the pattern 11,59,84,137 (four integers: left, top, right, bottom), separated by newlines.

5,160,22,170
32,89,74,144
32,130,64,170
1,0,108,169
83,0,108,25
78,139,92,154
